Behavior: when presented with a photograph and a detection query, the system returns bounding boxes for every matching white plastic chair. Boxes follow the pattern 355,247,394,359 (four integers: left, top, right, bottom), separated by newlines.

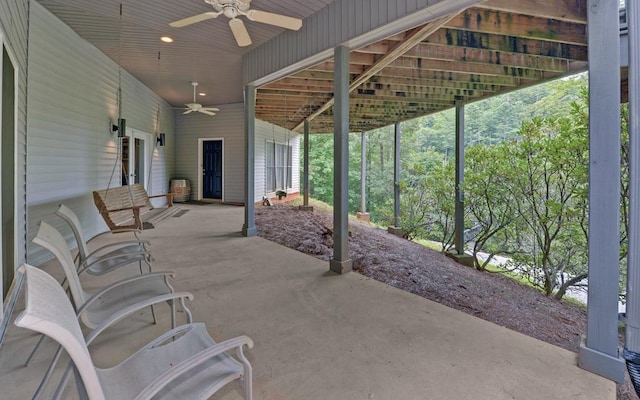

29,221,194,398
15,264,253,400
56,204,152,276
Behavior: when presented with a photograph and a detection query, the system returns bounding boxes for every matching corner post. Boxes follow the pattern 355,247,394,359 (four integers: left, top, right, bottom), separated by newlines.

578,0,625,382
330,46,352,274
242,84,257,237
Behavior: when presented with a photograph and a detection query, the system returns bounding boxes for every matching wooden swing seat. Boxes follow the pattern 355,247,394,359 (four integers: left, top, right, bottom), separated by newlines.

93,183,178,231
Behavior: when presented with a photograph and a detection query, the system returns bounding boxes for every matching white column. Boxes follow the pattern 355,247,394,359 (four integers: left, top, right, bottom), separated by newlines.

454,101,465,255
578,0,625,382
626,0,640,355
303,119,310,206
330,46,352,274
242,85,257,237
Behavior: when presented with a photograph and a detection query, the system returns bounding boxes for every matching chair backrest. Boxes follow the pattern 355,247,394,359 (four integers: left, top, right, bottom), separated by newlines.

56,204,90,263
14,264,105,400
32,221,89,310
93,184,152,230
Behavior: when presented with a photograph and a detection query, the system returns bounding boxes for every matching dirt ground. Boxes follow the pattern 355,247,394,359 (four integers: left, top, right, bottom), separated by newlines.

254,203,636,399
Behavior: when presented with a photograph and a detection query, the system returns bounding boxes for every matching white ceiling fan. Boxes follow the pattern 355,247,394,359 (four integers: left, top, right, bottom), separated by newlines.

181,82,219,116
169,0,303,47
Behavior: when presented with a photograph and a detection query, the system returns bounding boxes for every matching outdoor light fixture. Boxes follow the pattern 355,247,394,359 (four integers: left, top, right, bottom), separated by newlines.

112,118,126,138
160,36,174,43
157,133,166,147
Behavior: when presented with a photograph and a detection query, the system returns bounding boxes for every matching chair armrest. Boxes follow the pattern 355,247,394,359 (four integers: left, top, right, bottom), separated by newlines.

148,193,174,207
84,292,194,345
86,230,145,244
77,250,151,275
77,271,176,315
83,240,151,261
135,330,254,400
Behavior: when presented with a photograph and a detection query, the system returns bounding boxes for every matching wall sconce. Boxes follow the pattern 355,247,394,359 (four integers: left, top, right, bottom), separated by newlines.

157,132,166,146
112,118,126,138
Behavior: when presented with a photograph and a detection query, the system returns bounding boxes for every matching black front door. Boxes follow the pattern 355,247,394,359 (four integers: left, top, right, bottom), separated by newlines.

203,140,222,199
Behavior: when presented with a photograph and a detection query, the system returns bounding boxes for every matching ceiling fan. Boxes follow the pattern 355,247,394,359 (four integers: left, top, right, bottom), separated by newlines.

181,82,219,116
169,0,303,47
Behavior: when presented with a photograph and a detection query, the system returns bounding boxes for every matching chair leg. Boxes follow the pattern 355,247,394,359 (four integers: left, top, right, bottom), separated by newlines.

32,344,63,400
171,299,176,329
244,366,253,400
151,305,158,325
180,297,193,324
24,334,46,367
52,362,73,400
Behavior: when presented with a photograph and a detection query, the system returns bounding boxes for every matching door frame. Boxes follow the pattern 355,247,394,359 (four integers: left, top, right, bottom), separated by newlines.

0,32,20,324
123,128,153,189
198,138,224,201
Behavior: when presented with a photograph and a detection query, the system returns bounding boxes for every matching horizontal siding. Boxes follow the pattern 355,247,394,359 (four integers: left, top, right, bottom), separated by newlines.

175,104,245,203
26,2,176,265
243,0,483,84
255,120,300,202
0,0,28,323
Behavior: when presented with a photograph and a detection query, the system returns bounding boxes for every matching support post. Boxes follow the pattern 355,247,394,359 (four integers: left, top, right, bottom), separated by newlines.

388,123,403,237
578,0,625,382
330,46,352,274
454,100,465,255
304,119,310,207
626,0,640,361
242,85,257,237
357,132,370,222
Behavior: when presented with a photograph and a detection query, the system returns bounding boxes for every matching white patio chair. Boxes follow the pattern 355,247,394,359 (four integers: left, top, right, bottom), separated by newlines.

15,264,253,400
56,204,152,276
28,221,194,398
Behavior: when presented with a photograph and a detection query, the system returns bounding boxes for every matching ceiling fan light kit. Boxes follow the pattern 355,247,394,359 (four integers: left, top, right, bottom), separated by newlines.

169,0,303,47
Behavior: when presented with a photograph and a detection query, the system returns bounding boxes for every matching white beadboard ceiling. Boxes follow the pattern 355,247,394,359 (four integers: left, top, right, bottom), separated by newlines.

37,0,334,107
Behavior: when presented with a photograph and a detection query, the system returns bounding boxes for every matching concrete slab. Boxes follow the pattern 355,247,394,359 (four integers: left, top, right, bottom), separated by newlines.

0,204,615,399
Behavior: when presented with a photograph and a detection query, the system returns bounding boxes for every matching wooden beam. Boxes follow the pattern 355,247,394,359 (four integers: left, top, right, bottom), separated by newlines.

445,8,587,45
293,13,458,132
427,28,588,61
478,0,587,24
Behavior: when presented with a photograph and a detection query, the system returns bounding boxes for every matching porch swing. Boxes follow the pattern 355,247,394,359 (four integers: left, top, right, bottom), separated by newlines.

92,13,175,232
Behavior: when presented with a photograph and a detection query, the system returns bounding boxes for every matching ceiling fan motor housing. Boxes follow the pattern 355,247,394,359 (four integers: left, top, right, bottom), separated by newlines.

206,0,251,16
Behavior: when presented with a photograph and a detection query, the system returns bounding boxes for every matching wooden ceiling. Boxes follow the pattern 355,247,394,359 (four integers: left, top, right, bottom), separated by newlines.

256,0,589,134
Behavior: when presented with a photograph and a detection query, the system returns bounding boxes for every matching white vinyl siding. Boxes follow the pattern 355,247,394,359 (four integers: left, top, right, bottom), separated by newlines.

0,0,28,324
26,3,176,265
255,120,299,203
175,104,245,203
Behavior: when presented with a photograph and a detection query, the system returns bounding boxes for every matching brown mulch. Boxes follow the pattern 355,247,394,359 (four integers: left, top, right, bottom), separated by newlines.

255,203,636,400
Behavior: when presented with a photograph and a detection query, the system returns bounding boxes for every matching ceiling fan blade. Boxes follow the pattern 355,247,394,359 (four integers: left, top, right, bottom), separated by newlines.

201,107,220,112
183,109,193,115
169,12,220,28
246,9,302,31
198,109,217,116
229,18,252,47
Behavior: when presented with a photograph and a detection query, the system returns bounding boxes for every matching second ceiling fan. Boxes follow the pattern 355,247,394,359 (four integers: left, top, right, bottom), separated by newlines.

169,0,303,47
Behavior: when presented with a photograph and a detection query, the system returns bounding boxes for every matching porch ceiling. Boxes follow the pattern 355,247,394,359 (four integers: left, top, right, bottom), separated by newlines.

257,0,589,134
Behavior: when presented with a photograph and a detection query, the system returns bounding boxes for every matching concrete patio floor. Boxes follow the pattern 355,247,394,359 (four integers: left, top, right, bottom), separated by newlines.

0,203,615,399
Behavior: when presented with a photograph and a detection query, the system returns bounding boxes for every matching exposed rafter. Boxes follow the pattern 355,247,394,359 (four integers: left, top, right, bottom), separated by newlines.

290,13,459,132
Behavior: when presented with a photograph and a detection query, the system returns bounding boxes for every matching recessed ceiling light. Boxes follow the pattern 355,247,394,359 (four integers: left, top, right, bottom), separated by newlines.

198,92,206,97
160,36,173,43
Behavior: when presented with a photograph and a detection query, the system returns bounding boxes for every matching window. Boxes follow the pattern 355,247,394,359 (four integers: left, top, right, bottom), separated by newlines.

266,141,292,192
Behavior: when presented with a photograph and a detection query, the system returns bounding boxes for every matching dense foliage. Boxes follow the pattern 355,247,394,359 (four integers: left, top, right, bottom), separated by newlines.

305,74,630,299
